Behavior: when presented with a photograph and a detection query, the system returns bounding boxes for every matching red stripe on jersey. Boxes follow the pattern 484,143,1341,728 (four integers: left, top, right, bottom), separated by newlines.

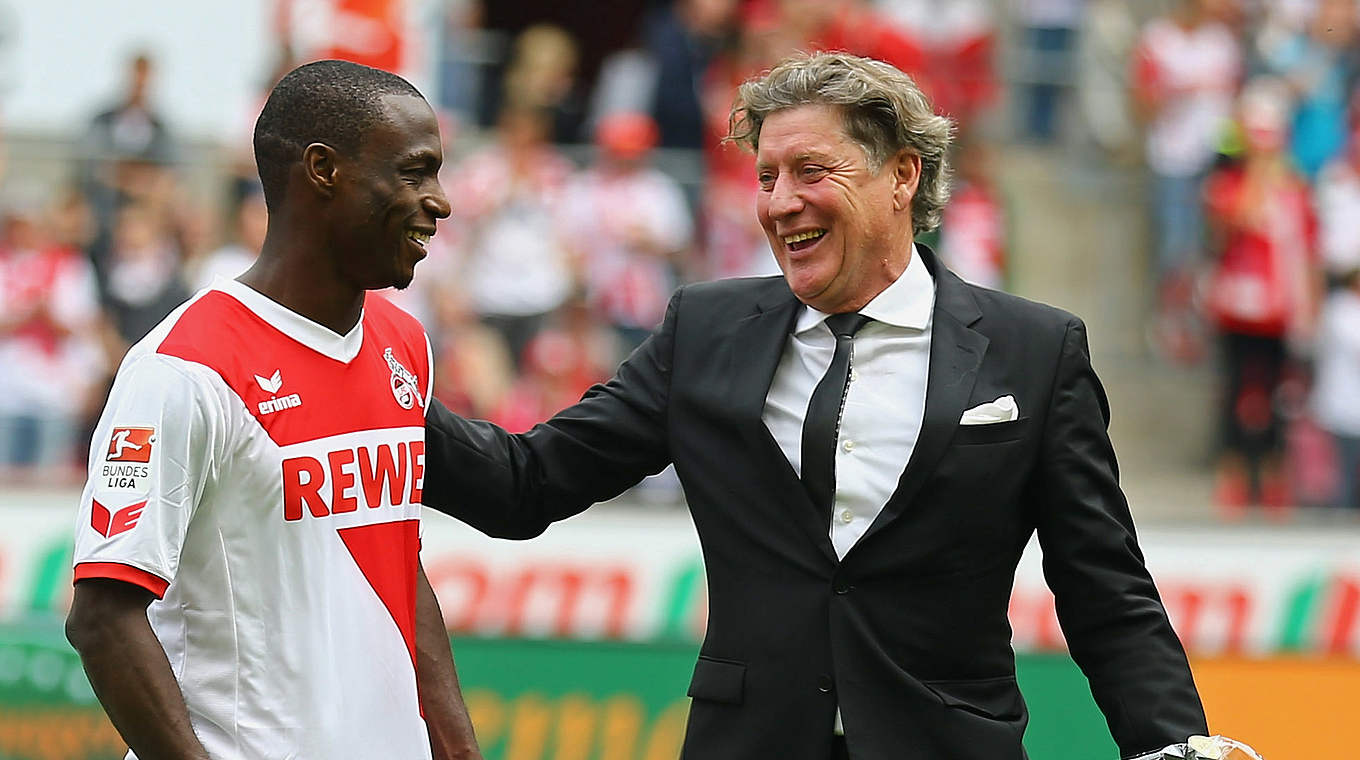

73,562,172,598
337,520,421,675
155,291,429,447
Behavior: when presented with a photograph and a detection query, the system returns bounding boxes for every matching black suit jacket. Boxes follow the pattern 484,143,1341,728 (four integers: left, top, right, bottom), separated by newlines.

423,246,1207,759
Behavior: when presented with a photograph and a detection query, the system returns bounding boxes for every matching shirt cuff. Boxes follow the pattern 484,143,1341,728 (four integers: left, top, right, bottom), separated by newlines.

73,562,171,598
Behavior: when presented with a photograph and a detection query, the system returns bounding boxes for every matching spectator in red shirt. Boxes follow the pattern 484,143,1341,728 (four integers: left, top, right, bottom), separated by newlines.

1203,77,1322,514
0,199,105,475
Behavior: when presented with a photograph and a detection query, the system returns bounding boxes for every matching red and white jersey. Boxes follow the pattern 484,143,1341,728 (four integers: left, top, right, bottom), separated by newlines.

72,278,435,760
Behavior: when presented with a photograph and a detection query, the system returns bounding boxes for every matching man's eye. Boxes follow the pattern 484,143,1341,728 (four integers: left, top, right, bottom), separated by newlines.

757,174,775,189
802,165,826,178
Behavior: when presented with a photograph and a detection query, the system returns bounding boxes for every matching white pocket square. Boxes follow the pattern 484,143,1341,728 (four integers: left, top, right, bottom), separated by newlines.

960,395,1019,425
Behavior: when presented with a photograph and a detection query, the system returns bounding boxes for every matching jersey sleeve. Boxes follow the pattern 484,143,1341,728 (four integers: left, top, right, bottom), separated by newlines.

72,353,225,598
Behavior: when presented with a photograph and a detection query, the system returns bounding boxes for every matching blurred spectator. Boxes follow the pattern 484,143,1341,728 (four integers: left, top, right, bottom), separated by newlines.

491,293,618,433
1253,0,1360,180
875,0,998,132
99,201,190,347
591,0,738,150
561,112,693,351
436,0,503,132
190,186,266,291
48,187,97,254
1012,0,1084,143
1311,266,1360,509
1203,78,1321,514
0,199,104,473
490,24,586,143
1131,0,1242,360
938,139,1007,290
645,0,739,149
1315,99,1360,278
446,104,575,367
1075,0,1139,159
429,288,515,421
78,51,178,247
770,0,927,81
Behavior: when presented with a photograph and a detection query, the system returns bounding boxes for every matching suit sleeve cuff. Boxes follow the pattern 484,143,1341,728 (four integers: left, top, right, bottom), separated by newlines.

73,562,171,599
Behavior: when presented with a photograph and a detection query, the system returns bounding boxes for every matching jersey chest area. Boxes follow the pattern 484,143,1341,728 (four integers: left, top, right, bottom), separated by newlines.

228,339,428,527
159,295,432,528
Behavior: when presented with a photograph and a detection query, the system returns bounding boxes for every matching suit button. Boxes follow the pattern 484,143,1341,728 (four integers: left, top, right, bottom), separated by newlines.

817,675,834,693
834,581,852,594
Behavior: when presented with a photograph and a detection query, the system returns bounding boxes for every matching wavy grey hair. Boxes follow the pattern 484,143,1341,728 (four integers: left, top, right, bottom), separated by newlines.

728,51,954,234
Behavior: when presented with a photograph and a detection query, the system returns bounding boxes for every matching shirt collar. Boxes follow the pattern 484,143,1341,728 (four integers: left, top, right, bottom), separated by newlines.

793,243,935,335
213,277,366,364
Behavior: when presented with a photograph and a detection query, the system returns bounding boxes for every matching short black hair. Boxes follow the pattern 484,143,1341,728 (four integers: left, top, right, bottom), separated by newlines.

253,60,424,211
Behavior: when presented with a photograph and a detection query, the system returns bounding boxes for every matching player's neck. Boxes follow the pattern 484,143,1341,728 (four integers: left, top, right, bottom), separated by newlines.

242,237,364,337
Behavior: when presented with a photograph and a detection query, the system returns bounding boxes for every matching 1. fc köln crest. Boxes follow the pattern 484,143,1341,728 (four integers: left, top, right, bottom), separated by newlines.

383,348,423,410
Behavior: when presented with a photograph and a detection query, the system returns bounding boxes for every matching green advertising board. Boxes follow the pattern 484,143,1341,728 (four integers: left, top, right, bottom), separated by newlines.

0,620,1117,760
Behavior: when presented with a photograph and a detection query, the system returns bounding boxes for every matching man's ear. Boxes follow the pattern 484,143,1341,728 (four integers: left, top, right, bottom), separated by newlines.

891,151,922,212
302,143,339,199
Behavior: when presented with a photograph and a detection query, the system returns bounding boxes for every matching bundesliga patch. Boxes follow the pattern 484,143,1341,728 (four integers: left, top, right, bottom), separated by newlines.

101,427,155,492
107,427,155,462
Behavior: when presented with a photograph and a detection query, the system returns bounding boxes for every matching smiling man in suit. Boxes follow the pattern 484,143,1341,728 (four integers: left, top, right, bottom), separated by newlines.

423,51,1206,759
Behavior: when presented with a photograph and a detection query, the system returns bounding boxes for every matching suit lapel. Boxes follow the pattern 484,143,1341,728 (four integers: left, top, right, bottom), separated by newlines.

723,283,840,564
853,247,989,552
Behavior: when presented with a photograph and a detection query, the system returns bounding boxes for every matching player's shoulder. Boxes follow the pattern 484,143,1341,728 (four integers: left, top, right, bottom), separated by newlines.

110,296,232,413
118,288,219,370
151,284,277,368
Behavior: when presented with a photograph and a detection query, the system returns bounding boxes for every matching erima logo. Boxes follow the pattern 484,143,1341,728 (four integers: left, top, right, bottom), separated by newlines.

259,394,303,415
91,499,147,538
254,369,303,416
255,370,283,394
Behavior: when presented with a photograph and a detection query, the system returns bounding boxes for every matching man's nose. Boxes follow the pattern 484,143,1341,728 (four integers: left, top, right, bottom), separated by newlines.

425,182,452,220
767,173,803,218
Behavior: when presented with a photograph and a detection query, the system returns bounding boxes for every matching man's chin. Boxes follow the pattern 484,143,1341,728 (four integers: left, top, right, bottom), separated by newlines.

784,271,830,306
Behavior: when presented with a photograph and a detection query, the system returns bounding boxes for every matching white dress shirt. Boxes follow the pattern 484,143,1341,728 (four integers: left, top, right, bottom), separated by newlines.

761,245,935,559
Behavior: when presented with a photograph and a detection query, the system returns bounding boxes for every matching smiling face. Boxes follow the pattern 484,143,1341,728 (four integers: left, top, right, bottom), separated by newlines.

755,104,920,313
330,93,450,290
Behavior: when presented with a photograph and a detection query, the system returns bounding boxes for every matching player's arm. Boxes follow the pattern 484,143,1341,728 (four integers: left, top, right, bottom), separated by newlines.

69,353,221,758
66,578,211,760
414,560,482,760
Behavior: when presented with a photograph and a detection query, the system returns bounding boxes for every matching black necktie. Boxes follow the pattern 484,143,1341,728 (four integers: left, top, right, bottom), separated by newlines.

801,313,871,517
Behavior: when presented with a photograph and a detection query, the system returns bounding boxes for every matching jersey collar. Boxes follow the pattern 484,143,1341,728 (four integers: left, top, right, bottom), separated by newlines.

213,277,365,364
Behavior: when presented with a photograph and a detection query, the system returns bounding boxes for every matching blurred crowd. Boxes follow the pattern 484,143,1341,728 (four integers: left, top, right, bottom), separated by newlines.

1,0,1359,516
1128,0,1360,516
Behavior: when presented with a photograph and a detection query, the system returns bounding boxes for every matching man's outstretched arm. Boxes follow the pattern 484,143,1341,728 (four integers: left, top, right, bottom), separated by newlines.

66,578,211,760
423,289,681,537
415,561,482,760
